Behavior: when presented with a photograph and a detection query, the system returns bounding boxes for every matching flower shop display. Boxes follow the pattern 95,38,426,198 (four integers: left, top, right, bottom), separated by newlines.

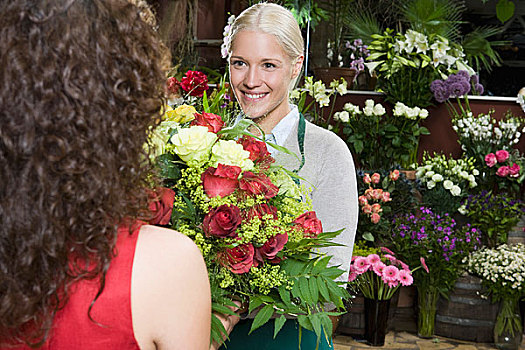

348,246,422,346
483,149,524,195
334,99,429,169
150,97,349,345
390,207,481,337
460,191,524,248
467,244,525,349
415,152,479,215
366,28,473,107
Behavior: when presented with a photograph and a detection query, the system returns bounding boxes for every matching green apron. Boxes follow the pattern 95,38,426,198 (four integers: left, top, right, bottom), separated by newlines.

220,319,333,350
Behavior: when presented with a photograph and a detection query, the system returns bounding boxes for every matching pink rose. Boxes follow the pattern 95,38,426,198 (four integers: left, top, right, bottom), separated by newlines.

496,166,511,177
293,211,323,238
371,173,381,184
203,204,241,238
363,173,371,184
495,150,510,163
485,153,497,167
370,189,383,201
389,170,400,181
364,188,373,200
147,187,176,225
201,164,241,198
398,269,413,286
370,212,381,224
358,195,368,206
255,233,288,265
239,171,279,199
191,112,224,133
381,191,392,203
219,243,254,274
371,203,382,213
362,204,372,214
509,163,520,178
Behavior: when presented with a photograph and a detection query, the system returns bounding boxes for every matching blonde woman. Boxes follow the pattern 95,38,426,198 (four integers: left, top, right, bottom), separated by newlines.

220,3,358,349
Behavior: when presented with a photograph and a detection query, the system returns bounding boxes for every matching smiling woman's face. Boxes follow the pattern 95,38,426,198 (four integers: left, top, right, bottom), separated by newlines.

229,30,302,125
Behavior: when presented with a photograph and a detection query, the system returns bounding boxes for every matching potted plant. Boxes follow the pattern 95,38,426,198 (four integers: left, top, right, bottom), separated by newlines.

390,207,482,338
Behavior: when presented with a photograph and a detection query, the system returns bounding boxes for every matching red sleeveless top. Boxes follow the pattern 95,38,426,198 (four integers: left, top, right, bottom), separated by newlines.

3,223,143,349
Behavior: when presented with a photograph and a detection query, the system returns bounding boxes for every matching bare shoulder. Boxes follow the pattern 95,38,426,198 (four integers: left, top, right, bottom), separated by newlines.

132,225,211,350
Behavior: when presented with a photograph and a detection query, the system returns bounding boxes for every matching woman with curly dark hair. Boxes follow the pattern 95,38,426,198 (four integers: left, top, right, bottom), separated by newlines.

0,0,211,349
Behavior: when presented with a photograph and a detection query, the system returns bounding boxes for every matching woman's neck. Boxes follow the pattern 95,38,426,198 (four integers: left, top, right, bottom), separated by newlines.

253,101,292,135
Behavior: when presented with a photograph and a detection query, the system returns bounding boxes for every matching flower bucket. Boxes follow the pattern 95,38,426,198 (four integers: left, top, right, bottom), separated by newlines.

364,298,391,346
314,67,357,87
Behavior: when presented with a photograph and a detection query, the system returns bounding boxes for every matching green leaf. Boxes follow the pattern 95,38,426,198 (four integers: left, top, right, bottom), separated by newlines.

273,315,287,338
297,315,314,331
496,0,515,23
249,304,274,334
320,313,333,343
311,313,322,341
278,285,291,306
309,277,319,303
299,277,313,305
202,90,210,112
212,303,237,316
249,297,264,314
363,232,375,242
317,276,330,302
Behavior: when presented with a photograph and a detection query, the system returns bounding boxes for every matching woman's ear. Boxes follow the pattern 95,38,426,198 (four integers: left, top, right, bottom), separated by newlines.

291,55,304,79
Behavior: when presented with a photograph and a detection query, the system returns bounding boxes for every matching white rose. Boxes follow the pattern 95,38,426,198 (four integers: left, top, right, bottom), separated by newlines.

419,109,429,119
450,185,461,196
211,139,254,171
427,180,436,189
339,111,350,123
473,169,479,176
365,99,375,108
373,104,386,116
432,174,443,182
171,125,217,164
426,170,435,178
443,180,453,190
363,106,374,116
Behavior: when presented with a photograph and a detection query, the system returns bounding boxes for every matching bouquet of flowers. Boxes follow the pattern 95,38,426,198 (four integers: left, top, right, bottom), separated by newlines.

415,152,479,214
460,191,524,248
150,95,349,345
390,207,481,294
466,244,525,341
349,246,420,300
483,149,525,195
390,207,481,336
290,75,348,126
366,28,473,107
334,99,429,169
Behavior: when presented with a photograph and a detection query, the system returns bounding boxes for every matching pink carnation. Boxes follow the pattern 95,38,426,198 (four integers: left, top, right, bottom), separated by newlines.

382,265,399,282
372,261,386,276
353,256,370,273
509,163,520,177
398,269,414,286
495,150,510,163
496,166,510,177
485,153,497,167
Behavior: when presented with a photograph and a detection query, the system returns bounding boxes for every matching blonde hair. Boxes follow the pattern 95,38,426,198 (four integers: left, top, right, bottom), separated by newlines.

228,2,304,89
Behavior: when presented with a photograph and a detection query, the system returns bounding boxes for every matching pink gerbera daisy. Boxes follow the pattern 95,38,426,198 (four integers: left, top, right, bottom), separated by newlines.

353,256,370,273
380,247,395,255
398,260,409,271
398,269,414,286
382,265,399,282
387,280,399,288
372,261,386,276
366,253,381,265
348,271,358,282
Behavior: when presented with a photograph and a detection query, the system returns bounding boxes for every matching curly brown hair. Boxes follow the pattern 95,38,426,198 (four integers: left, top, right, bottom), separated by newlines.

0,0,169,345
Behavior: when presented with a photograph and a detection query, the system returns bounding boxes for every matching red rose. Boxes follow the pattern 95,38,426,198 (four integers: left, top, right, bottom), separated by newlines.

166,77,180,96
201,164,241,198
255,233,288,266
147,187,176,225
238,136,275,168
239,171,279,199
219,243,255,274
203,204,241,238
242,203,278,222
179,70,209,97
509,163,520,177
191,112,224,133
293,211,323,238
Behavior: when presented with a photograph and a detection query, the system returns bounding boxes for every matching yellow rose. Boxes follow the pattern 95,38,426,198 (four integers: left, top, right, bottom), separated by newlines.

211,140,253,171
163,104,197,123
171,125,217,164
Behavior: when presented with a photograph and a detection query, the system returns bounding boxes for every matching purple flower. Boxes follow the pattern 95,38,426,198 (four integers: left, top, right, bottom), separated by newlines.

470,74,479,85
430,79,450,103
475,83,484,95
448,81,470,97
457,70,470,79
